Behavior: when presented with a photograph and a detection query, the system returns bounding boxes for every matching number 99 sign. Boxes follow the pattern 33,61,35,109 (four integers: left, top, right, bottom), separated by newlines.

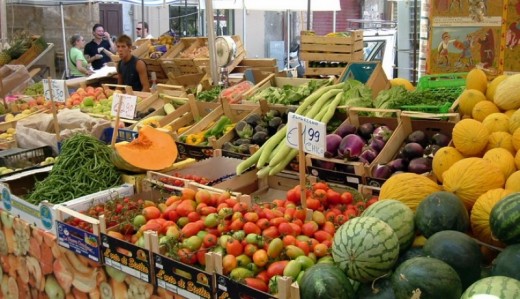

285,112,326,157
111,93,137,119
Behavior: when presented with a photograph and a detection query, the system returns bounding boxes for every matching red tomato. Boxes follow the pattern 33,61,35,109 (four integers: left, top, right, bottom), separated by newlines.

366,197,379,208
295,240,310,255
326,189,341,205
322,221,336,236
243,212,259,223
293,208,307,222
178,248,197,265
340,192,354,205
313,182,329,191
142,206,161,220
187,211,201,222
180,222,201,238
256,218,270,230
197,248,208,266
314,230,333,243
261,226,280,240
256,270,269,284
325,211,336,222
270,217,288,227
335,214,348,225
344,209,357,218
243,222,261,235
229,218,244,231
283,235,297,246
226,239,244,256
302,221,319,237
278,222,294,236
286,188,300,204
266,260,289,279
306,198,322,210
313,189,328,203
203,233,218,248
244,278,268,293
232,202,248,213
244,243,258,257
289,223,301,236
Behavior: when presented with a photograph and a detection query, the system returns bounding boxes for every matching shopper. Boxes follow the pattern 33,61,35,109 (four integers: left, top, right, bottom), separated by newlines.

84,24,116,70
68,34,93,78
116,35,150,92
135,22,153,41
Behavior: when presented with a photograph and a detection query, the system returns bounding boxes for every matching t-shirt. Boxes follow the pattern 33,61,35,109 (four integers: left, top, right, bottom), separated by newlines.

84,39,112,70
69,47,89,77
135,34,154,41
118,56,143,91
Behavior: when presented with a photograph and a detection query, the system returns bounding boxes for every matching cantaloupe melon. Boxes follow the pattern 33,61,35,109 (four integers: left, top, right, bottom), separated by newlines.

505,171,520,191
509,109,520,134
390,78,415,91
452,119,489,156
482,148,517,178
379,173,441,211
458,89,487,116
486,131,515,154
486,74,508,101
482,113,510,133
432,146,464,183
494,74,520,110
513,128,520,152
472,100,500,122
466,68,488,94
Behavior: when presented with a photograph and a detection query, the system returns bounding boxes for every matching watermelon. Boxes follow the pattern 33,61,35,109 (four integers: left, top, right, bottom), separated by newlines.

391,257,462,299
332,216,399,283
299,263,355,299
357,276,395,299
461,276,520,299
396,247,426,267
490,192,520,245
423,230,482,289
491,243,520,280
361,199,415,253
414,191,469,237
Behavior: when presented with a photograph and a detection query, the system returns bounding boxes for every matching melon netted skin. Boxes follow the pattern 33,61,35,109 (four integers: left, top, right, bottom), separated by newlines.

332,216,399,283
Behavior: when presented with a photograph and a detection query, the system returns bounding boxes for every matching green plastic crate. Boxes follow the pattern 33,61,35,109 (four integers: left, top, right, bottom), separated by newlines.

400,102,453,114
417,72,468,91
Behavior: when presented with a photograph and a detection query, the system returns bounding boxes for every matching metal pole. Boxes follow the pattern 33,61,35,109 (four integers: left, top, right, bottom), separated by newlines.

287,10,290,69
412,0,418,84
141,0,145,38
61,2,69,79
333,11,336,33
205,0,218,84
0,0,7,48
242,2,246,49
306,0,311,30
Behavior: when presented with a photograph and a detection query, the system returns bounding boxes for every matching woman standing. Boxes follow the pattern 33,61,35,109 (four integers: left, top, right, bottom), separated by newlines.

69,34,93,78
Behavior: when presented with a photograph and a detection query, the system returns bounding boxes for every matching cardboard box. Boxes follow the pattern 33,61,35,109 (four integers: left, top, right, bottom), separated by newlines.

0,166,133,235
337,62,391,99
366,114,458,189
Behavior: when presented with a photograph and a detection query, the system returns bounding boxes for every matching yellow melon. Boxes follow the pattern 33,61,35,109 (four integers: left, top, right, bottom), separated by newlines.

494,74,520,110
486,74,508,101
505,171,520,191
432,146,464,183
482,113,510,133
509,109,520,134
466,68,488,94
390,78,415,91
379,173,441,211
452,119,489,156
486,131,515,154
470,188,512,247
505,110,517,118
472,100,500,122
442,157,505,210
458,89,487,116
516,150,520,169
513,128,520,152
483,148,517,178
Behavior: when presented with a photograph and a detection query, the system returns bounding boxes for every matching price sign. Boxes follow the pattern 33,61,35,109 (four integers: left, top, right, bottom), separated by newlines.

286,112,326,157
111,93,137,119
42,79,67,103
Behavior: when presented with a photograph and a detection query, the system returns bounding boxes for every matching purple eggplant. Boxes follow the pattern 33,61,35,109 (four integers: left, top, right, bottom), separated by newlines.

400,142,424,160
407,130,428,147
316,159,335,170
335,122,357,138
338,134,365,160
368,137,386,153
372,125,393,142
408,157,432,174
358,123,375,141
372,164,393,179
432,133,451,147
325,134,343,158
424,144,441,157
387,158,407,172
359,147,378,164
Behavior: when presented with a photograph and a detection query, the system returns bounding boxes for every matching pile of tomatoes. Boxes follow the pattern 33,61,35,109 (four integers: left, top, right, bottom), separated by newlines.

120,181,378,295
158,173,211,187
64,197,145,234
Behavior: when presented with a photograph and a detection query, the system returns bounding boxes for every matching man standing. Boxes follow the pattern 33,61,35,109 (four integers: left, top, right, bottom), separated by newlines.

135,22,153,41
84,24,116,70
116,35,150,92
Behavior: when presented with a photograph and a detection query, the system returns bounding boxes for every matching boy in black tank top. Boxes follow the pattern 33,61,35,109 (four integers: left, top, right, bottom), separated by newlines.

116,35,150,92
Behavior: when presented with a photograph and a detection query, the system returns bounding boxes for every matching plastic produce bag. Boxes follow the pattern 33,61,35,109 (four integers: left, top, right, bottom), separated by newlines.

15,109,111,154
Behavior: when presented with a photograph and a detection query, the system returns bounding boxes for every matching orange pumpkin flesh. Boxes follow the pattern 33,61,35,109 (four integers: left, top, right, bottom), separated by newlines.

114,126,178,171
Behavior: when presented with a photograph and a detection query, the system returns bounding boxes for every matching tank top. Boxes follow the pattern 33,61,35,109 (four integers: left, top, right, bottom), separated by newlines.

117,56,143,91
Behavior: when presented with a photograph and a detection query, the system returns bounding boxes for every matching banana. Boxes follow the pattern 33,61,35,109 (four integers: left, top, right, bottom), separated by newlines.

52,242,63,259
99,281,114,299
71,267,98,293
63,250,94,275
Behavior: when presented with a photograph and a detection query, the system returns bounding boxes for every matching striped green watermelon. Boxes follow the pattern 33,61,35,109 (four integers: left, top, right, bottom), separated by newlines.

490,192,520,245
362,199,415,253
491,244,520,280
461,276,520,299
300,263,355,299
332,216,399,283
391,256,462,299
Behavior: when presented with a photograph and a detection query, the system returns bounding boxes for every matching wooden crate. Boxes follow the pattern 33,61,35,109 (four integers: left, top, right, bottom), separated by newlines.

231,58,277,74
300,30,364,62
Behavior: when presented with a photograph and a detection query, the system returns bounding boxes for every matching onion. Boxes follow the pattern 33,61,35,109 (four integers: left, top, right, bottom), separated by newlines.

338,134,365,160
335,123,357,138
325,134,343,158
372,164,393,179
368,137,386,153
372,125,393,142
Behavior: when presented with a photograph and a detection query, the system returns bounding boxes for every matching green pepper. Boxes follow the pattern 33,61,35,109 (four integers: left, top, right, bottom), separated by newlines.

205,116,232,138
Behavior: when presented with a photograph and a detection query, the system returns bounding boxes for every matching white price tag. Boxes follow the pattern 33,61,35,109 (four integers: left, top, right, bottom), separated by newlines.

285,112,326,157
42,79,67,103
111,93,137,119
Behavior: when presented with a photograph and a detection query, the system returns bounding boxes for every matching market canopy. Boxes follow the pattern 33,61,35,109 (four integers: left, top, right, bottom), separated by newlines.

198,0,341,11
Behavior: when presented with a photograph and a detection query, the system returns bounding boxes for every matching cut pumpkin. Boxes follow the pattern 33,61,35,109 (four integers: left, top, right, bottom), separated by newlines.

112,126,178,172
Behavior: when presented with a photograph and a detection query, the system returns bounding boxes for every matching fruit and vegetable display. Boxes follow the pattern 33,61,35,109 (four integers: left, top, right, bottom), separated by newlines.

179,115,235,146
179,45,209,59
220,81,254,104
245,79,329,105
146,35,175,59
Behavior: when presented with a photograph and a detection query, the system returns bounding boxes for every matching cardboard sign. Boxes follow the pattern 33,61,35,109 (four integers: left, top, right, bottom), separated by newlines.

56,221,101,262
285,112,326,157
42,79,67,103
111,93,137,119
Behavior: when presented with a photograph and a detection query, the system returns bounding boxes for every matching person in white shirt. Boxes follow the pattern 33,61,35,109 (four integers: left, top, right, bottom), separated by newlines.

135,22,153,40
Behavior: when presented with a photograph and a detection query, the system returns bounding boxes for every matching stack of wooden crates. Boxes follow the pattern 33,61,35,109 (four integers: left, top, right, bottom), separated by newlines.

300,30,364,77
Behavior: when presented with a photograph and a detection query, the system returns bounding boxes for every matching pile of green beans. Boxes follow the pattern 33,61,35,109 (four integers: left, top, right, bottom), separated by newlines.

26,134,122,204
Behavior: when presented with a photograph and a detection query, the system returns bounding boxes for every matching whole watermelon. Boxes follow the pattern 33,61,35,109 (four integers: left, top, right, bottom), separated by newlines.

461,276,520,299
299,263,355,299
489,192,520,245
491,244,520,280
332,216,399,283
391,256,462,299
